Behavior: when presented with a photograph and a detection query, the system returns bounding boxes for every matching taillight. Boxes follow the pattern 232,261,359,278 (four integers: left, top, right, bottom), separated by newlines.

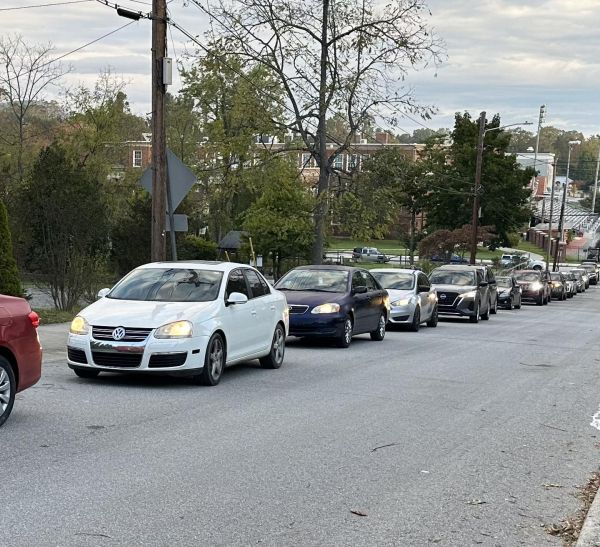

28,311,40,328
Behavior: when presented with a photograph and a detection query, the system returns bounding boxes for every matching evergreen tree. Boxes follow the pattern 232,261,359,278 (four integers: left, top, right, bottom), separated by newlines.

0,200,22,296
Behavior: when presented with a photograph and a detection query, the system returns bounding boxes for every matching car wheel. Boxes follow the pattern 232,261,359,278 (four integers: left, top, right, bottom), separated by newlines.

490,297,498,314
506,297,513,310
469,302,480,323
260,324,286,369
426,306,438,328
481,301,490,320
370,313,386,341
409,307,421,332
543,294,548,305
0,357,16,428
536,293,543,306
514,297,521,309
73,367,100,379
193,333,225,386
336,317,353,348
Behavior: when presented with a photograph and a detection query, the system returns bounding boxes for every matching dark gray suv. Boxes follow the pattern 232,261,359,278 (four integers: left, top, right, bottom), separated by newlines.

429,265,492,323
475,265,498,314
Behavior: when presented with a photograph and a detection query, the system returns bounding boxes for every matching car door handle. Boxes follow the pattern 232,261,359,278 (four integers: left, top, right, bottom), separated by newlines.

251,310,257,316
270,305,276,311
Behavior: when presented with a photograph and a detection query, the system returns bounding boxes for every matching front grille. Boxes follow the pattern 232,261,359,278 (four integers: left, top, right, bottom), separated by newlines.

149,352,188,368
92,326,153,342
68,347,88,364
91,351,142,368
437,292,459,305
289,305,309,315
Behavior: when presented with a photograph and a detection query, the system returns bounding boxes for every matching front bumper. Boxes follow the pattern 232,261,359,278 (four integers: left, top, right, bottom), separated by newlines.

67,332,209,374
437,295,476,317
288,313,346,337
388,303,416,324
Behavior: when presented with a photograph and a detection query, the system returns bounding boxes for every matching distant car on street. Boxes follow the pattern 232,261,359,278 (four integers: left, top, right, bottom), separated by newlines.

275,265,389,347
495,276,522,310
429,253,468,264
371,268,438,331
579,263,598,285
0,294,42,427
549,272,568,300
513,270,551,305
352,247,390,263
67,262,289,386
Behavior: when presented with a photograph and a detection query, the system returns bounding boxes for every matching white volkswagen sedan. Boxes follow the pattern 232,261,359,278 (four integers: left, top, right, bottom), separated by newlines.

67,261,289,386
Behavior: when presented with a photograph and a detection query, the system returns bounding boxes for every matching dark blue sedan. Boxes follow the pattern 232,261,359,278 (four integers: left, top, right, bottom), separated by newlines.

274,265,389,348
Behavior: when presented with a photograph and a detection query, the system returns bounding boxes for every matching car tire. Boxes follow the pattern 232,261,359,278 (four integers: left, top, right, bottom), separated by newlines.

73,367,100,379
514,297,521,309
481,302,490,320
0,357,16,428
490,297,498,314
193,333,225,386
336,317,353,348
536,294,543,306
543,295,548,305
370,313,386,341
506,297,513,310
260,324,286,369
426,306,438,328
469,302,480,323
409,307,421,332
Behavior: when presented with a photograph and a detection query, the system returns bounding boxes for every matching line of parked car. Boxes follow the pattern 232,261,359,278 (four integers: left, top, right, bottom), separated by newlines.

1,258,598,427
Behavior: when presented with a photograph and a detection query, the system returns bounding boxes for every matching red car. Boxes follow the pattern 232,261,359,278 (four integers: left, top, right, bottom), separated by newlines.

0,294,42,426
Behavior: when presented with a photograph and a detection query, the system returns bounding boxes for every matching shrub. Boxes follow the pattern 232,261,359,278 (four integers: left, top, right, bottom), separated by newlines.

177,236,218,260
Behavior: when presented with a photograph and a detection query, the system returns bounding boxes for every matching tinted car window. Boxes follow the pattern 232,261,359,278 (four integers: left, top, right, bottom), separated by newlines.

496,277,512,288
418,274,430,290
372,272,414,290
429,270,476,286
276,269,349,293
109,268,223,302
352,271,367,289
226,269,250,298
244,269,269,299
364,272,378,291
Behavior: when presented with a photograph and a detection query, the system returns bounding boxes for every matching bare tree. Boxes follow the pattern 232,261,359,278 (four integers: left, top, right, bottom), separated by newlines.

188,0,443,262
0,34,68,183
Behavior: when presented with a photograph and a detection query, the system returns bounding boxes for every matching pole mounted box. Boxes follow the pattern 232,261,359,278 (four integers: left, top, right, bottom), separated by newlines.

162,58,173,86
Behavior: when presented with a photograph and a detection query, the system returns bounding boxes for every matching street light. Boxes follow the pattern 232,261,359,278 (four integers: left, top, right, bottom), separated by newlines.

552,140,581,271
469,113,533,264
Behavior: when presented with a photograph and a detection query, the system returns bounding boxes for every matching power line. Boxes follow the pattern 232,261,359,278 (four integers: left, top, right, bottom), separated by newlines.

37,20,137,69
0,0,92,11
94,0,151,18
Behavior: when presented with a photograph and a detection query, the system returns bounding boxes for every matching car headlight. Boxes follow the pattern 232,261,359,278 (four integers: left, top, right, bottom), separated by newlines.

461,291,477,299
391,298,411,306
531,282,542,291
70,316,90,335
154,320,193,339
311,303,341,314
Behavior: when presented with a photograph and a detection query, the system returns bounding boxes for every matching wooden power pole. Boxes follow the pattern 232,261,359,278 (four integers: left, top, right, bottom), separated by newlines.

470,111,486,265
151,0,167,262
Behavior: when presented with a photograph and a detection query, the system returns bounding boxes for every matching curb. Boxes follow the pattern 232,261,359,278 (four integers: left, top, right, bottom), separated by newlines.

577,487,600,547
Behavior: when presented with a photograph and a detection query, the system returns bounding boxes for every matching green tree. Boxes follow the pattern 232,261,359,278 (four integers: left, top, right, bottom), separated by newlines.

17,144,110,310
425,113,534,247
242,159,314,278
0,199,22,296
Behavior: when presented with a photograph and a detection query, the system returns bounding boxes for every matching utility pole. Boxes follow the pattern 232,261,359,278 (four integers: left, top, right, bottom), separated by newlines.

546,156,557,270
151,0,168,262
470,111,486,265
592,146,600,213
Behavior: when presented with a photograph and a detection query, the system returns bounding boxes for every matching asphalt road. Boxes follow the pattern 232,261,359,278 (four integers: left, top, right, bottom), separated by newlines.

3,289,600,546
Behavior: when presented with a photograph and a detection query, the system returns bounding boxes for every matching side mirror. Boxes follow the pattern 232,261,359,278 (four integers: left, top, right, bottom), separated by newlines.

353,286,368,294
418,285,429,293
479,281,488,287
97,288,110,299
227,292,248,305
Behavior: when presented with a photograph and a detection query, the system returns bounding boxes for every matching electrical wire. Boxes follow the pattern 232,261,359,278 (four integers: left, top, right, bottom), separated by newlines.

0,0,92,11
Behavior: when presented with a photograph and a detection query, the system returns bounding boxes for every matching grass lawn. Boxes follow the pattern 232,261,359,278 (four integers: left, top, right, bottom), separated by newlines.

327,237,407,254
513,240,545,256
35,308,81,325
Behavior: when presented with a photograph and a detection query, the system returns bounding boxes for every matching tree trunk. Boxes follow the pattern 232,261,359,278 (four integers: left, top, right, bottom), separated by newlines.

310,0,330,265
409,209,416,264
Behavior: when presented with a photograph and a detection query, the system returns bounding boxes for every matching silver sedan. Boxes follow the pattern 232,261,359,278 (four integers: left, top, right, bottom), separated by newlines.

371,268,438,332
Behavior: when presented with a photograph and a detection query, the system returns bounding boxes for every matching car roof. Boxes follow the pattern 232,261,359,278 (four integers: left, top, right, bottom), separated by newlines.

370,268,418,275
434,264,478,271
139,261,248,272
514,269,540,274
294,264,361,272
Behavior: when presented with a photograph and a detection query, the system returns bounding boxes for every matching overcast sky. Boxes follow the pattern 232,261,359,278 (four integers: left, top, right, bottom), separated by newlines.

3,0,598,136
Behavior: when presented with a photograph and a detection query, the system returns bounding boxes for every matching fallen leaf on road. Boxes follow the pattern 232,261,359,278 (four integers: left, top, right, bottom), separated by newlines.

370,442,399,453
542,483,564,489
466,499,486,505
350,510,368,517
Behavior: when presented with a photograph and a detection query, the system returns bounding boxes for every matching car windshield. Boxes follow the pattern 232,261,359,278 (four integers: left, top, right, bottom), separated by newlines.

550,273,562,281
496,277,512,288
108,268,223,302
514,272,540,282
276,269,349,293
371,272,414,290
429,270,476,286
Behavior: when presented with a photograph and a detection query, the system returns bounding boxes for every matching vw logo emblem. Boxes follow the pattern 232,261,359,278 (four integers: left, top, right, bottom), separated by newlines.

112,327,126,341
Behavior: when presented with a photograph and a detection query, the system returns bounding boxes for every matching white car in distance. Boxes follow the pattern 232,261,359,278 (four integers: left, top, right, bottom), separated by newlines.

67,261,289,386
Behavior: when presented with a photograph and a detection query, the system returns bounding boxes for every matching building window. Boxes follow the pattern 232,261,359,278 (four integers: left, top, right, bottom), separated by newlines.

300,153,315,169
349,154,360,170
332,154,344,170
133,150,143,168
